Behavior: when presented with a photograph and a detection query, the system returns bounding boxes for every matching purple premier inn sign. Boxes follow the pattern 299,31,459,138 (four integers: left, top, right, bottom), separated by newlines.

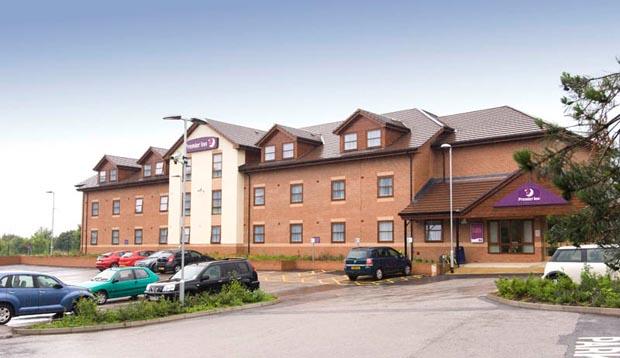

186,137,219,153
494,182,568,207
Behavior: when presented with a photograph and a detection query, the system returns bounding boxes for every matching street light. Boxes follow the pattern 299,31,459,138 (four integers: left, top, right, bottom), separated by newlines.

440,143,454,273
45,191,55,255
163,115,207,304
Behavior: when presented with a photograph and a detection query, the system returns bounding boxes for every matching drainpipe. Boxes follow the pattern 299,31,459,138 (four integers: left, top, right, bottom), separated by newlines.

246,173,251,256
83,192,88,255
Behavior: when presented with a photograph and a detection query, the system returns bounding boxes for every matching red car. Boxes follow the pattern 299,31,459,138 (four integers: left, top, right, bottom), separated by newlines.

95,251,128,271
119,250,155,267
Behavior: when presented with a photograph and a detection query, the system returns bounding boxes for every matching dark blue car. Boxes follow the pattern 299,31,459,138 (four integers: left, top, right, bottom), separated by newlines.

0,271,93,324
344,247,411,281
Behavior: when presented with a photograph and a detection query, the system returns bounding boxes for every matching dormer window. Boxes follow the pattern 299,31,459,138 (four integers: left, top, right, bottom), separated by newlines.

155,161,164,176
110,169,117,182
265,145,275,161
344,133,357,151
99,171,106,183
144,164,152,177
282,143,294,159
367,129,381,148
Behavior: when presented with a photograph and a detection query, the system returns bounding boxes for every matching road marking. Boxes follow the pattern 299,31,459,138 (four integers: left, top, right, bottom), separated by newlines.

575,337,620,357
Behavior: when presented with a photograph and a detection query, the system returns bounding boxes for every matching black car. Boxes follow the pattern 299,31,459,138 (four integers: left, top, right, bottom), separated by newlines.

145,259,259,300
155,250,214,273
135,250,172,272
344,247,411,281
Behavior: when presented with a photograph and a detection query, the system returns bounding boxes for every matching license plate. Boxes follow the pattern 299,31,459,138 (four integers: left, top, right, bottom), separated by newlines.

351,266,361,270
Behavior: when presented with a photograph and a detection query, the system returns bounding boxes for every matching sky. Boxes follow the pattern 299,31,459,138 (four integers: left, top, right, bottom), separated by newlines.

0,0,619,237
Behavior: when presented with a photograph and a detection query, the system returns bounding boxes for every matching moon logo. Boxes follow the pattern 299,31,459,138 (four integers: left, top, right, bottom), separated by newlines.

524,188,535,198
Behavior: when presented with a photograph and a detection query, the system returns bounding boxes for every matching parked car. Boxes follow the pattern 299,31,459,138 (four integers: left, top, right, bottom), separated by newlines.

0,271,93,325
344,247,411,281
543,245,619,283
119,250,156,267
155,250,215,273
95,251,128,271
145,259,259,300
79,267,160,305
135,250,171,272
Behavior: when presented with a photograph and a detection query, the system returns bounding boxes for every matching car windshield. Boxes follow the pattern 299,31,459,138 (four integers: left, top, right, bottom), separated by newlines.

122,252,134,258
149,251,171,258
99,252,112,258
347,250,369,259
92,270,116,281
170,265,203,281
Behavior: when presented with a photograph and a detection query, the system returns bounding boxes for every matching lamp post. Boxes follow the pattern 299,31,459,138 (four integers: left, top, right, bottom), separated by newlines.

440,143,454,273
163,115,207,304
45,191,55,255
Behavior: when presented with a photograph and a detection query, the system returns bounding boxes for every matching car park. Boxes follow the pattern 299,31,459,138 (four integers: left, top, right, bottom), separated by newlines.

95,251,128,271
155,250,215,273
145,258,259,300
543,244,619,283
0,271,93,324
344,247,411,281
80,267,160,305
135,250,170,272
119,250,156,267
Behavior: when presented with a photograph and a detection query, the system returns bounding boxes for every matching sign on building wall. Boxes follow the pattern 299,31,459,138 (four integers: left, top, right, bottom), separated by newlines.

187,137,219,153
494,182,568,208
470,222,484,244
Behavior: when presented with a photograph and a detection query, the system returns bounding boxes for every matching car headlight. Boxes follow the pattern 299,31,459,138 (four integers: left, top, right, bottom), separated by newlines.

146,284,152,291
162,284,176,292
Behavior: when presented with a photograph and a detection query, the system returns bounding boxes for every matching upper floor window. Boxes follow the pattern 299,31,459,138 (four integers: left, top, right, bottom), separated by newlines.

211,226,221,244
290,184,303,204
212,153,222,178
184,159,192,181
344,133,357,151
144,164,152,177
378,176,394,197
212,190,222,215
378,221,394,242
425,220,443,242
254,187,265,206
367,129,381,148
282,143,294,159
331,180,346,201
135,198,144,214
155,162,164,176
265,145,275,161
159,195,168,212
91,202,99,217
112,200,121,215
99,171,106,183
184,193,191,216
110,169,118,182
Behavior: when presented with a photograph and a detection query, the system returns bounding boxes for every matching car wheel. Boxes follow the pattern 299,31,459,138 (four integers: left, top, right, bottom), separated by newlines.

52,312,64,320
94,291,108,305
130,295,139,300
174,264,181,273
374,268,384,280
0,303,13,325
403,265,412,276
347,275,358,281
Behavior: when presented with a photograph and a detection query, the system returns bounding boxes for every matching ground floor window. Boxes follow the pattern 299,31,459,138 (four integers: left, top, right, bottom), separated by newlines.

134,229,143,245
488,219,534,254
424,220,443,242
159,228,168,244
90,230,98,245
290,224,303,243
111,230,119,245
211,226,221,244
182,227,190,244
378,221,394,242
253,225,265,243
331,223,345,243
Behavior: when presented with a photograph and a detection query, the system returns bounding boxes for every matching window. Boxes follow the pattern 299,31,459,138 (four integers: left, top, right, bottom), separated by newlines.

144,164,152,177
488,220,534,254
425,221,443,242
331,180,346,201
212,190,222,215
552,249,583,263
378,221,394,242
111,230,120,245
212,153,222,178
134,269,148,279
159,228,168,244
253,225,265,243
90,230,98,245
203,265,221,280
254,187,265,206
112,200,120,215
134,229,143,245
116,270,134,282
110,169,117,182
182,227,190,244
155,161,164,176
211,226,221,244
0,276,9,288
264,145,275,161
344,133,357,150
184,193,191,216
282,143,294,159
377,176,394,197
135,198,144,214
331,223,346,243
290,224,303,243
35,276,61,288
91,202,99,217
367,129,381,148
99,171,106,183
290,184,303,203
184,159,192,181
12,275,34,288
159,195,168,212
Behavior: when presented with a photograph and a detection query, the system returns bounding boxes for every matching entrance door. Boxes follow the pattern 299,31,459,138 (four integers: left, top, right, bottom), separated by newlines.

489,220,534,254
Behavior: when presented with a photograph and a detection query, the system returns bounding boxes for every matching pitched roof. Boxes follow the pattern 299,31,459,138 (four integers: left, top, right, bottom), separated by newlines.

255,124,322,147
137,146,169,165
93,155,141,171
332,108,410,134
399,174,511,217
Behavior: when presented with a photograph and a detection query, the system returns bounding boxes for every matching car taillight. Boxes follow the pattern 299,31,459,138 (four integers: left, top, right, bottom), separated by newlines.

366,258,373,266
167,256,174,263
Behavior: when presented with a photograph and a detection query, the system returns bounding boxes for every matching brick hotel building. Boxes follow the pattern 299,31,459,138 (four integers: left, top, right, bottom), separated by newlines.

77,105,586,263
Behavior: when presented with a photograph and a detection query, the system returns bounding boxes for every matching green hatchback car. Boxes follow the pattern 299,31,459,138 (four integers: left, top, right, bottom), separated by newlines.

80,267,159,305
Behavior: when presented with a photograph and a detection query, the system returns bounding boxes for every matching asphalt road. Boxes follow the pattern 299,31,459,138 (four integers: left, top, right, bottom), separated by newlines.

1,266,619,358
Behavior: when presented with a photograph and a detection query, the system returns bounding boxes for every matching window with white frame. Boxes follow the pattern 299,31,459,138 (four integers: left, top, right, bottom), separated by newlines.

155,162,164,176
290,224,303,243
159,195,168,212
254,187,265,206
264,145,275,161
425,221,443,242
282,143,294,159
367,129,381,148
212,153,222,178
377,176,394,197
344,133,357,150
212,190,222,214
135,198,144,214
99,171,106,183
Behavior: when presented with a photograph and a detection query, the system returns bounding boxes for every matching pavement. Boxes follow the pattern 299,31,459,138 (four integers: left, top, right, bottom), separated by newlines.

1,265,619,357
451,261,546,275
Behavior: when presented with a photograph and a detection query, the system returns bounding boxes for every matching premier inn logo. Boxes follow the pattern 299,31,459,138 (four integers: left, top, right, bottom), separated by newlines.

494,182,568,207
517,186,541,202
187,137,219,153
